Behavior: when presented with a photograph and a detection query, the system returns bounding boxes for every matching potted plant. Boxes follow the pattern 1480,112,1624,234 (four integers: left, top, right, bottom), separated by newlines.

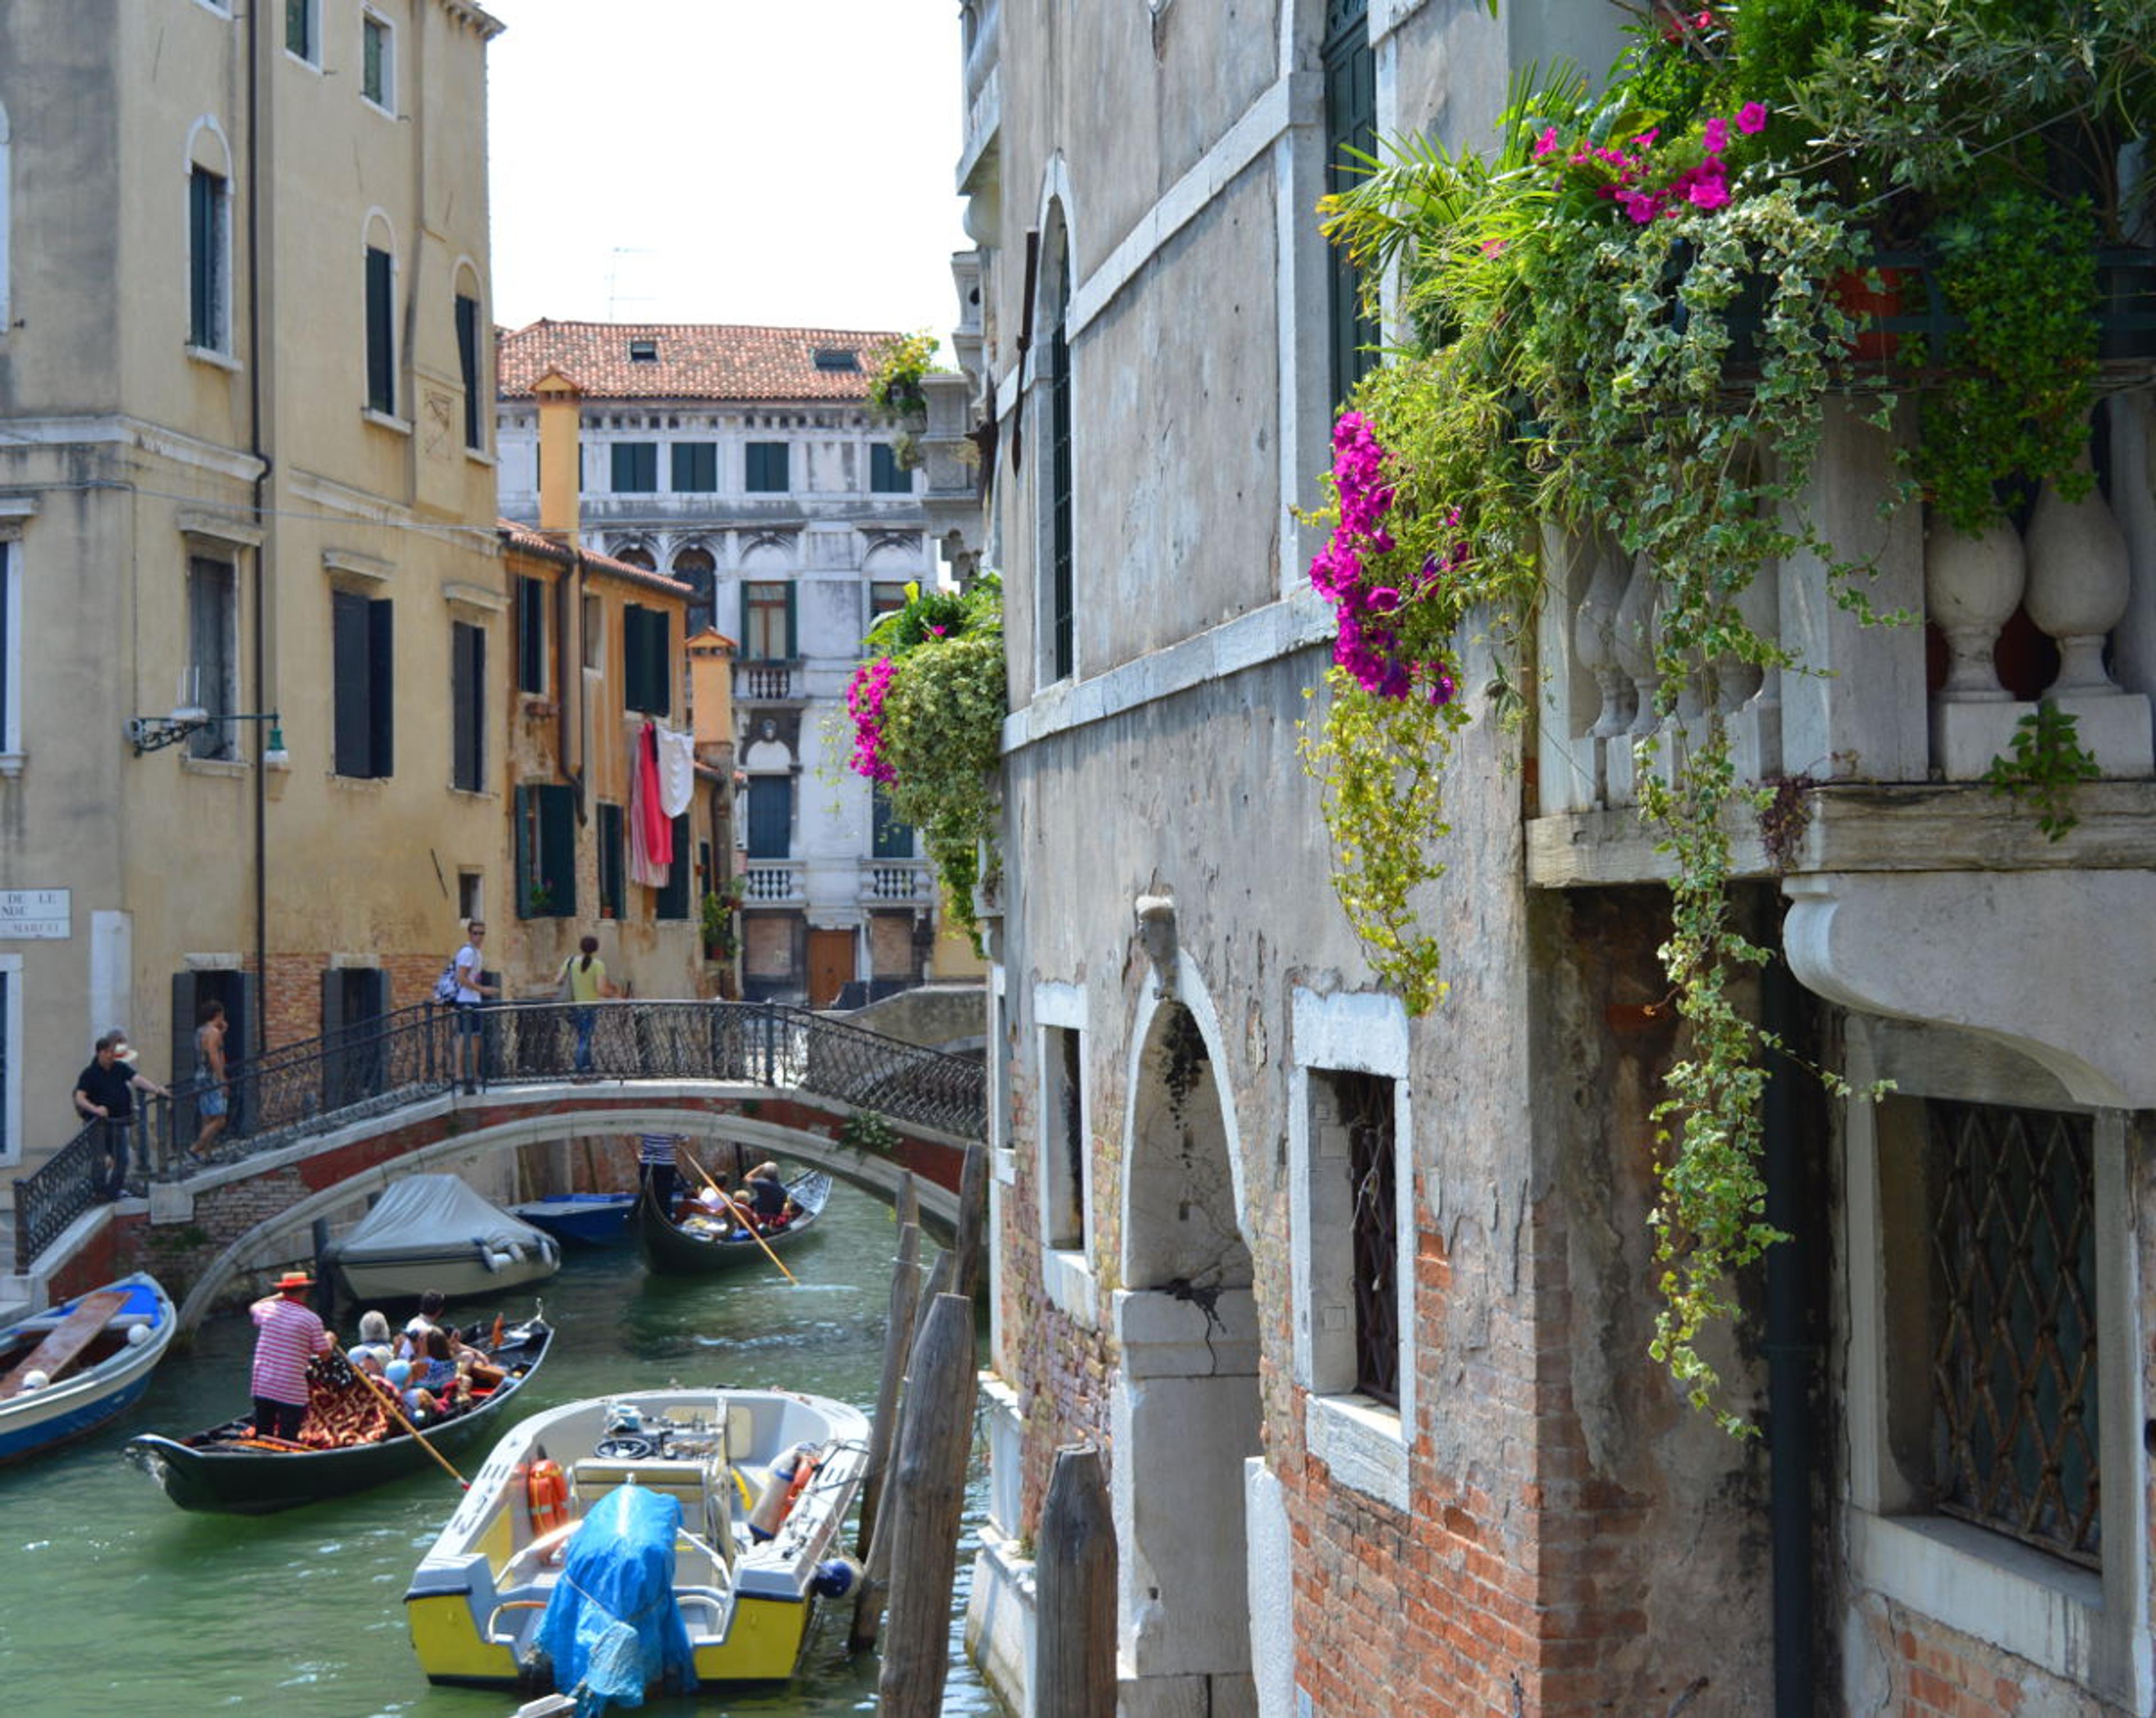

866,330,943,429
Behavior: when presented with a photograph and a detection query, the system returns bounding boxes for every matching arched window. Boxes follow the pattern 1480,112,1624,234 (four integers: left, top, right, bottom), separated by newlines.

185,119,235,356
362,212,398,416
672,546,716,638
613,543,656,572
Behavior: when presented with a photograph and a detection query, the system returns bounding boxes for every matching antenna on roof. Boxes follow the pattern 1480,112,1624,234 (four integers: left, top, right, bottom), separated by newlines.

605,248,657,322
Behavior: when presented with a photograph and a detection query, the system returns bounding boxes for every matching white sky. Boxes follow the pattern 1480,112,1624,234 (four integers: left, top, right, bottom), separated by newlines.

485,0,972,341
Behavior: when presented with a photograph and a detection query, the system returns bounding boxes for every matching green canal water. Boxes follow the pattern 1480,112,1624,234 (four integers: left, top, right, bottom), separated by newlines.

0,1186,1004,1717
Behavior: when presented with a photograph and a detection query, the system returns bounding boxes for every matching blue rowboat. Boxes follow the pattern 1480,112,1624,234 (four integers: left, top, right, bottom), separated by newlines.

509,1191,637,1248
0,1273,176,1465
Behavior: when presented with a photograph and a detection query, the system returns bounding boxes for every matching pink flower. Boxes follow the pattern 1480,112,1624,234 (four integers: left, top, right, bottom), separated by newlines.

1686,173,1730,211
1619,189,1660,224
1702,116,1729,154
1737,101,1768,136
1633,128,1660,150
1534,126,1560,159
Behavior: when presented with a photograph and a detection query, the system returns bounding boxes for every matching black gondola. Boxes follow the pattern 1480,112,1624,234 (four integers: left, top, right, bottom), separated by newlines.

634,1170,832,1276
124,1313,551,1514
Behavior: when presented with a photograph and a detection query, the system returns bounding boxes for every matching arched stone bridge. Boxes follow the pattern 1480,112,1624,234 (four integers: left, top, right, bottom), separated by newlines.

18,1001,984,1331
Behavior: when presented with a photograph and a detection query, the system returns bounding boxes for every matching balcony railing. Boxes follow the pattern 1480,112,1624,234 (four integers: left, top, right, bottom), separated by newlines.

1534,398,2155,855
864,860,931,901
737,663,797,701
743,862,805,904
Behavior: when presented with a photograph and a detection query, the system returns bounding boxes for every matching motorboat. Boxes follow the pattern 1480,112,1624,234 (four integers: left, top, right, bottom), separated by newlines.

509,1191,636,1248
634,1170,832,1277
322,1174,561,1302
126,1310,552,1514
0,1273,175,1464
404,1386,869,1693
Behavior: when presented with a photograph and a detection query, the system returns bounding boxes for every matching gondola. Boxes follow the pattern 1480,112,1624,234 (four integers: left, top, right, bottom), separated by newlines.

0,1273,176,1465
124,1310,552,1514
634,1170,832,1277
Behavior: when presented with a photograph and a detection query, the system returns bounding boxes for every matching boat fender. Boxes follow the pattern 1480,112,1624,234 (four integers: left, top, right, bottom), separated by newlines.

746,1443,819,1542
527,1457,570,1534
810,1555,861,1599
486,1251,514,1272
126,1322,153,1346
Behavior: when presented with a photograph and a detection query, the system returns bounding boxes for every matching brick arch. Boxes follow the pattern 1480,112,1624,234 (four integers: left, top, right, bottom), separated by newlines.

157,1086,970,1333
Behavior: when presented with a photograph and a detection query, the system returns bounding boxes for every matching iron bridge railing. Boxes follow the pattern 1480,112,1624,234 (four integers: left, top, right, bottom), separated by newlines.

12,999,985,1268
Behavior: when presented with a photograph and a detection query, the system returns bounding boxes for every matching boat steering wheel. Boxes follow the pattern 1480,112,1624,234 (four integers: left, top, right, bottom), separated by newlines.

593,1435,656,1461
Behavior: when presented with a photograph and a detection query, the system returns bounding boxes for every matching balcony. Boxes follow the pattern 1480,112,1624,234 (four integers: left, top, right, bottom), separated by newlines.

1527,396,2156,1109
741,862,805,905
861,859,933,903
736,662,799,703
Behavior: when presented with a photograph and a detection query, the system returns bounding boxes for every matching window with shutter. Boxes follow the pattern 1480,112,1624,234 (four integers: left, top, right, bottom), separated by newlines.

598,804,625,918
657,814,691,919
361,12,392,110
189,167,228,354
672,443,718,493
515,576,546,695
517,783,578,917
746,777,791,859
622,604,672,716
871,785,913,858
451,621,484,792
456,293,483,450
186,557,239,762
746,442,789,493
332,590,394,778
364,246,395,415
1323,0,1378,408
611,443,657,494
870,444,911,494
286,0,317,61
743,582,793,661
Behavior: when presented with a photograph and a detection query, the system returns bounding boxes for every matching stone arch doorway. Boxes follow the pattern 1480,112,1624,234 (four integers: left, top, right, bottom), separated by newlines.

1114,970,1260,1717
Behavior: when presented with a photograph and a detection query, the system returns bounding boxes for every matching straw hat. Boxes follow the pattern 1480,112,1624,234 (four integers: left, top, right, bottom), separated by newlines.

273,1270,314,1293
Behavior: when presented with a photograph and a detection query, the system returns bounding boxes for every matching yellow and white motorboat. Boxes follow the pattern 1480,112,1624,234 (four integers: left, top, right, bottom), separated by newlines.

403,1387,870,1694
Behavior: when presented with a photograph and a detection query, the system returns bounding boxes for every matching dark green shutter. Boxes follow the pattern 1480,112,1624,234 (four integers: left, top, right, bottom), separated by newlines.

784,585,798,659
286,0,310,57
332,590,370,776
451,621,483,791
657,814,691,919
189,169,220,350
1323,0,1378,407
599,803,624,917
517,576,546,694
456,295,482,449
538,784,578,917
514,785,534,916
367,598,395,777
365,247,395,414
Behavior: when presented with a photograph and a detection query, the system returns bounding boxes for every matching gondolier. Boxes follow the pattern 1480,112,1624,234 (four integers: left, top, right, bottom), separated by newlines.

638,1131,683,1216
249,1270,330,1443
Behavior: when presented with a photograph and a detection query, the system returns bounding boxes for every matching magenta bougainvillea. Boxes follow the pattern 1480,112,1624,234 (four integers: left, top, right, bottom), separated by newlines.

1307,412,1460,707
1534,98,1767,223
845,655,898,785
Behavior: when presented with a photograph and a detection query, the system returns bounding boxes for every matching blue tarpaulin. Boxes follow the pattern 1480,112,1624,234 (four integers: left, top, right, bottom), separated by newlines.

536,1483,698,1714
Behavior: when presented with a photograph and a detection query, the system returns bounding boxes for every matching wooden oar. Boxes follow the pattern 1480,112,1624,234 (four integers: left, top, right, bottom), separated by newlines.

328,1336,469,1489
678,1143,799,1286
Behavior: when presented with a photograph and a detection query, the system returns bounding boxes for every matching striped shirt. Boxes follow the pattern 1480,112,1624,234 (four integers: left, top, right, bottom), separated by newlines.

638,1133,679,1168
250,1297,330,1407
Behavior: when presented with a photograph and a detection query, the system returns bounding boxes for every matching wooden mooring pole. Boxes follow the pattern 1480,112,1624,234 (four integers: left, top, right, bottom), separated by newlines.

868,1291,977,1716
855,1174,922,1560
1036,1444,1117,1718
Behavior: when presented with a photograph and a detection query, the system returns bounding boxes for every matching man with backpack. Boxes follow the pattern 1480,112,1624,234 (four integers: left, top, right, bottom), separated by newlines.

444,920,497,1095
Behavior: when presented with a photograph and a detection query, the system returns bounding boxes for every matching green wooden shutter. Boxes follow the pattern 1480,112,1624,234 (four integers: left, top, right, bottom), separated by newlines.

657,814,691,919
365,247,395,414
539,783,578,917
456,294,482,449
332,590,369,776
367,597,395,777
451,621,483,791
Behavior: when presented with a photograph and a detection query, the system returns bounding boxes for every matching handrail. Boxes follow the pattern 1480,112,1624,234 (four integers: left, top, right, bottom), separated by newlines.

11,999,986,1268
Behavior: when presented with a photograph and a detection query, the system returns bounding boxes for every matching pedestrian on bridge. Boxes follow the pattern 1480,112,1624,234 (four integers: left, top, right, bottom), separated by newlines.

450,920,499,1095
72,1031,170,1201
561,935,617,1079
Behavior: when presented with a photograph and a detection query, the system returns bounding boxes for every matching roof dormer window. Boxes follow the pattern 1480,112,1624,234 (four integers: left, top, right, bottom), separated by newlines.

813,348,861,373
628,339,659,363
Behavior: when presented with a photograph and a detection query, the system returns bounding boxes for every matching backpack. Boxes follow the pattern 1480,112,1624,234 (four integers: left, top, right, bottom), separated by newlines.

433,960,460,1004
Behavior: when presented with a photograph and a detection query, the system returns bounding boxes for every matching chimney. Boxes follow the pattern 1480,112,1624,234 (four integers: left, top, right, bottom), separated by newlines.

535,371,582,547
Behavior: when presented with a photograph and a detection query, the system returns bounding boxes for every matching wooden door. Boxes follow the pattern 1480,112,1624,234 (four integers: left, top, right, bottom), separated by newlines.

807,929,855,1011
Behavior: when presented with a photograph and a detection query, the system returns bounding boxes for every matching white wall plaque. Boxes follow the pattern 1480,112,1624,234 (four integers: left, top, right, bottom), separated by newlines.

0,888,70,938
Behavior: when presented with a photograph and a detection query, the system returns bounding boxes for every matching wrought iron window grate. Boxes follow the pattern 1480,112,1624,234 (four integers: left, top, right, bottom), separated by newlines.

1339,1070,1398,1407
1927,1100,2099,1566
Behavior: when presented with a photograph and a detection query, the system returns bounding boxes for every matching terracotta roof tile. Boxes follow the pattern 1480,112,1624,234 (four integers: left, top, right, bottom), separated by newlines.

496,518,694,598
497,320,902,403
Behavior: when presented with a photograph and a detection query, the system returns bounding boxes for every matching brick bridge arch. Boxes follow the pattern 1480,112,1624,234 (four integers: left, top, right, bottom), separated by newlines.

145,1082,974,1333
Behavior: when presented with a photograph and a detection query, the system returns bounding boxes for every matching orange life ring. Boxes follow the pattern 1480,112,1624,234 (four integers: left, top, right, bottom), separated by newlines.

527,1458,569,1534
782,1450,819,1512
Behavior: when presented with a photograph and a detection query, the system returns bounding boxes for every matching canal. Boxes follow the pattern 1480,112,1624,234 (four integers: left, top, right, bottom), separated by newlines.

0,1184,1003,1716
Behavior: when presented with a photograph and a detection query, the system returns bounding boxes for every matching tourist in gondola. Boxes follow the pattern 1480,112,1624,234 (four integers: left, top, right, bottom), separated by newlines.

746,1161,789,1228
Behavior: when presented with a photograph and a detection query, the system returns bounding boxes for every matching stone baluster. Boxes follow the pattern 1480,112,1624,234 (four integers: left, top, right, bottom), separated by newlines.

1610,550,1661,805
1727,559,1782,783
2023,448,2154,775
1925,519,2028,780
1573,538,1635,807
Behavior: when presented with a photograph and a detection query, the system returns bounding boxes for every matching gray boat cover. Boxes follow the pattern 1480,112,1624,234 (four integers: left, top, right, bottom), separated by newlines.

331,1174,554,1266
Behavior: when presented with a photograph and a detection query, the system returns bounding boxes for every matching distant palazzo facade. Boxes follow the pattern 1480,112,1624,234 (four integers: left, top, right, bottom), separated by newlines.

495,322,983,1008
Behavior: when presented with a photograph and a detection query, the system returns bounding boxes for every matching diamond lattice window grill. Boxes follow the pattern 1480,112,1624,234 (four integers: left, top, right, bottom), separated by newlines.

1341,1070,1399,1409
1927,1101,2100,1566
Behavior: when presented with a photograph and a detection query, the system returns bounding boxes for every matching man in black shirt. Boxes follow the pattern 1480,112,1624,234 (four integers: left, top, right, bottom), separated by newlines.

73,1032,170,1201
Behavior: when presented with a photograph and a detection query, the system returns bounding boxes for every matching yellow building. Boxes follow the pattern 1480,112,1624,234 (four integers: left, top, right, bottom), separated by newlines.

0,0,507,1190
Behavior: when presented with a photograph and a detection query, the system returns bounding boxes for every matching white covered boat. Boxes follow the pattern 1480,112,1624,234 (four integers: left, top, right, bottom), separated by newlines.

323,1174,560,1302
404,1387,869,1694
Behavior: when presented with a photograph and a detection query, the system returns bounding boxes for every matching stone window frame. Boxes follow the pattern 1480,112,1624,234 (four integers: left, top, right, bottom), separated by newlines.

358,6,396,115
1289,985,1412,1511
1840,1019,2151,1711
0,953,20,1168
1033,979,1096,1323
0,502,29,775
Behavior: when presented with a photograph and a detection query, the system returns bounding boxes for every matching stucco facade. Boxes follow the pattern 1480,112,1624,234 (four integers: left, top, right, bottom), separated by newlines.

0,0,509,1193
955,3,2156,1716
495,321,986,1010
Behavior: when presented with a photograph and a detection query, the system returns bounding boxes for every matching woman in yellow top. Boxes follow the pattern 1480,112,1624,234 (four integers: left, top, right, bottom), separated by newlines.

561,935,617,1078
